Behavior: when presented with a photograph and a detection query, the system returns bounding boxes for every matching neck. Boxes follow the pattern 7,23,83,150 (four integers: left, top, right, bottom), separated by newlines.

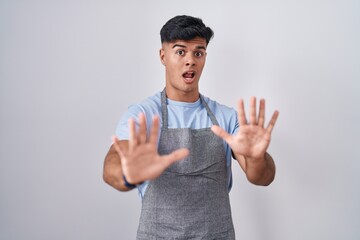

165,87,199,102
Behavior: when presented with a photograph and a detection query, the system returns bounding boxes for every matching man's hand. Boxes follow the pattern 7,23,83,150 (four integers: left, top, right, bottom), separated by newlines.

112,113,189,185
211,97,279,185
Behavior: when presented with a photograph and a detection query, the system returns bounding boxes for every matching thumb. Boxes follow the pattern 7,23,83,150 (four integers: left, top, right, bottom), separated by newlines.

211,125,232,144
161,148,189,166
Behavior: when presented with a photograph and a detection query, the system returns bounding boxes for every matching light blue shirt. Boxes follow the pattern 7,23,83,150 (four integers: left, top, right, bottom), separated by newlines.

116,91,239,199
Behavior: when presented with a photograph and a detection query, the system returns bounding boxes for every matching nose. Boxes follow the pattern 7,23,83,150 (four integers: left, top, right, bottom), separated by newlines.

185,54,196,66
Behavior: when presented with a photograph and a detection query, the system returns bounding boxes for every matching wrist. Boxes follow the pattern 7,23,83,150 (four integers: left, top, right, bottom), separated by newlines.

246,154,266,164
245,153,271,174
122,175,143,189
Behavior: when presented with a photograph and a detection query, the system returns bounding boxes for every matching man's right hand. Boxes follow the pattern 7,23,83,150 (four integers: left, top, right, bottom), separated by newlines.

112,113,189,185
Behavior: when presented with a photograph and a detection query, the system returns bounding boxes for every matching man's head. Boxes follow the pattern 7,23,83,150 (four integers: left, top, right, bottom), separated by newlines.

160,15,214,45
159,16,214,102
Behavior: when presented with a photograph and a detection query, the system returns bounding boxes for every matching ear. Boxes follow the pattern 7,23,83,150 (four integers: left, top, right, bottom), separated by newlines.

159,48,165,66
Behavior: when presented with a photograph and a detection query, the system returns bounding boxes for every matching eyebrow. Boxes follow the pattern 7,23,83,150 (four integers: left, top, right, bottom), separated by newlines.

172,44,206,50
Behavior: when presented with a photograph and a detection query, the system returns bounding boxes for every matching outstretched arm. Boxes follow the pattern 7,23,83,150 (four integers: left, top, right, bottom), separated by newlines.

103,113,189,191
211,97,279,186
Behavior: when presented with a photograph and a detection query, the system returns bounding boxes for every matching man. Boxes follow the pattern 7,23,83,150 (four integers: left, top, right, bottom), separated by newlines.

103,15,279,239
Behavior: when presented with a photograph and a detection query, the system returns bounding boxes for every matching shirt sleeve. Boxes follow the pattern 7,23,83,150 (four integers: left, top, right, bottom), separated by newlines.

115,104,144,140
115,97,161,141
229,109,239,135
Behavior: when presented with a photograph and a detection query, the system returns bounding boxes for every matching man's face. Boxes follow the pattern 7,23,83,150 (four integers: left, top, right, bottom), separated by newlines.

160,37,207,102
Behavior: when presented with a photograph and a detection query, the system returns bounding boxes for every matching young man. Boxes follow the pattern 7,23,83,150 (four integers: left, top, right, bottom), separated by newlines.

103,15,279,239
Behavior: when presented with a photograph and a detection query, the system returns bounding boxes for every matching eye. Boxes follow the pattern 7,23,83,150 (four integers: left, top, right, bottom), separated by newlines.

194,51,203,57
176,50,185,56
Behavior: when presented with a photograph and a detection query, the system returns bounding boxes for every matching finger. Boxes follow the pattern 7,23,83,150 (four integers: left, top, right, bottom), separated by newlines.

149,115,160,145
138,113,147,144
162,148,189,166
111,135,125,159
266,111,279,135
237,99,247,126
249,96,256,125
258,99,265,128
211,125,232,144
128,118,137,152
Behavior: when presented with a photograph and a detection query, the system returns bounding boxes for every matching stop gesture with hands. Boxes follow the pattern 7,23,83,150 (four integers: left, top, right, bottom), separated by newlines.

112,113,189,185
211,97,279,165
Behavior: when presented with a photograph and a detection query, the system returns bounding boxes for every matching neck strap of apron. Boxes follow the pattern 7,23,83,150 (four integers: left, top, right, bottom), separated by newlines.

161,88,219,129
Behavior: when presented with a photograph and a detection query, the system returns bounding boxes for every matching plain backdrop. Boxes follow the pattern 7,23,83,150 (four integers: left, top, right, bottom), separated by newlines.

1,0,359,239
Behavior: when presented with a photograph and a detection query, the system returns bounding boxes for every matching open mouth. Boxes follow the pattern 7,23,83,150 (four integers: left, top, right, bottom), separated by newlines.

182,71,195,83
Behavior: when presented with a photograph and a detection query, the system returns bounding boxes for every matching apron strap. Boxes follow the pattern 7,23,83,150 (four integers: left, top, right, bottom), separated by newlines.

161,88,219,129
161,89,169,129
200,94,219,126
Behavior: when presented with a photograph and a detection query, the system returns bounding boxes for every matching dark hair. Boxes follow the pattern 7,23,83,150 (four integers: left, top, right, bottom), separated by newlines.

160,15,214,45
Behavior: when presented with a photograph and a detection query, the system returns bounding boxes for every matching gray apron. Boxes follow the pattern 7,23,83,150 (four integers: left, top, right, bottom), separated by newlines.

136,90,235,240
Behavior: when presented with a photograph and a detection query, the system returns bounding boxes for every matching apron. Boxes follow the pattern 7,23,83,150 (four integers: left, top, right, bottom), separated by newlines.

136,90,235,240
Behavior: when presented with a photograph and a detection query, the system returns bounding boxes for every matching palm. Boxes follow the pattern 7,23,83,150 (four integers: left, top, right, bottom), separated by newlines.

230,125,270,159
120,143,184,183
112,114,189,184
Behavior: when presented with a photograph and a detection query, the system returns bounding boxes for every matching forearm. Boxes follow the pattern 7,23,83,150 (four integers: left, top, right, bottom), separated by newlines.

103,144,133,192
236,152,276,186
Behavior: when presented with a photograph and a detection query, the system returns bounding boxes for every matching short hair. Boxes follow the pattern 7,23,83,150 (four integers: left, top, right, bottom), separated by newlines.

160,15,214,45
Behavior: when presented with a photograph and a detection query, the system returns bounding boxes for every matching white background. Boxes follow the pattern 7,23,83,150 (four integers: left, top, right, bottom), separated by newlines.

1,0,359,239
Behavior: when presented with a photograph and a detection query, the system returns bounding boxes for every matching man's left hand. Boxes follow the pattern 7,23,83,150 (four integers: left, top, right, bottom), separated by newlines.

211,96,279,165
